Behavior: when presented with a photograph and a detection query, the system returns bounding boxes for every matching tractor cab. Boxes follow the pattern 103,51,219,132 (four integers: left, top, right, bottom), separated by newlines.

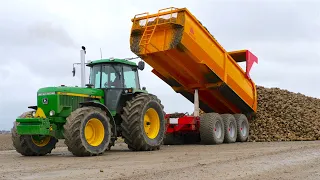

86,58,145,113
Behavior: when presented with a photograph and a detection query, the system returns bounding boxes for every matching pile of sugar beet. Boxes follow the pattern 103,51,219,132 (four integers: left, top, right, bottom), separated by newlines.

248,85,320,142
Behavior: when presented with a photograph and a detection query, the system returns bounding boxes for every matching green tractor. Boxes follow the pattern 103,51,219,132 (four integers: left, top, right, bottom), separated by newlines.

11,48,166,156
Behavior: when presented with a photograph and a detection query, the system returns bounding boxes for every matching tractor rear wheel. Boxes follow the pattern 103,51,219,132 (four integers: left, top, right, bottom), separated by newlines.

12,111,58,156
63,106,112,156
200,113,225,144
121,93,165,151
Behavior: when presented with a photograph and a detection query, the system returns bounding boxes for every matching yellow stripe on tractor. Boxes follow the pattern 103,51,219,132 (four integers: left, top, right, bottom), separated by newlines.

56,92,102,99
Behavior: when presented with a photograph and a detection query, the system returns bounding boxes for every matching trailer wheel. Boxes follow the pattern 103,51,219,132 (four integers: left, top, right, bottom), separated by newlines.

221,114,237,143
200,113,224,144
234,114,249,142
121,93,165,151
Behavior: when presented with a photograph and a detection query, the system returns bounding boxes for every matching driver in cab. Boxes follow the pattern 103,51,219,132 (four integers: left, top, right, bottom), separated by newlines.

111,73,122,88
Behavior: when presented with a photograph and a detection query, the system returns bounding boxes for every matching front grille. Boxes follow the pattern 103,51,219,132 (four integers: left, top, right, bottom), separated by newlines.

59,95,90,111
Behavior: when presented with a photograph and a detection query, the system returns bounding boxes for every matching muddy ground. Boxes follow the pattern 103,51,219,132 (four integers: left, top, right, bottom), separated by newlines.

0,134,320,179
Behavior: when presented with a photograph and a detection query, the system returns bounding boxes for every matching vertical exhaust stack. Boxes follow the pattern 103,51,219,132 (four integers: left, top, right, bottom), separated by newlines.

80,46,86,87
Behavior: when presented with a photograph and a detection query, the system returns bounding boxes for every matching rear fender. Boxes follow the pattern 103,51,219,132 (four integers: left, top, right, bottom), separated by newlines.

116,91,144,113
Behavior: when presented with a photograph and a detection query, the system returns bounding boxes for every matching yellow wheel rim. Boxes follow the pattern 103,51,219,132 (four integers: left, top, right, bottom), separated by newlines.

31,136,51,147
143,108,160,139
84,118,105,146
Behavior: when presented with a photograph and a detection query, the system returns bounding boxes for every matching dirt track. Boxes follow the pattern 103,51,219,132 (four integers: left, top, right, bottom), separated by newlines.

0,135,320,180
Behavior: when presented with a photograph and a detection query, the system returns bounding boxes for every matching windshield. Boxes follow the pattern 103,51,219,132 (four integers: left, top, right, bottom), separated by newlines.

89,63,140,89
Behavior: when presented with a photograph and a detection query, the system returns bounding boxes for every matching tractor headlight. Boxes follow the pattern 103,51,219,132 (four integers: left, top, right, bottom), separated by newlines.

49,110,55,116
32,111,36,117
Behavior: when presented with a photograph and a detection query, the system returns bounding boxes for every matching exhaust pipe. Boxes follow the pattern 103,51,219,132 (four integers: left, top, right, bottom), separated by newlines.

80,46,86,87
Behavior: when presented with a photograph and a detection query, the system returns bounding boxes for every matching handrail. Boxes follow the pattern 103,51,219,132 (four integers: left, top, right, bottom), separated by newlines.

134,12,149,19
131,7,181,22
158,7,178,13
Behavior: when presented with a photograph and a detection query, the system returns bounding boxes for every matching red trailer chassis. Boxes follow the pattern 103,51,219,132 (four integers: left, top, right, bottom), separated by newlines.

165,114,200,134
163,89,204,145
162,89,250,145
164,112,202,145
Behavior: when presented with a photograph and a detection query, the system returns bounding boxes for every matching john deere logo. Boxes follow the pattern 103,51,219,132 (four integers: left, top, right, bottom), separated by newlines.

42,98,48,104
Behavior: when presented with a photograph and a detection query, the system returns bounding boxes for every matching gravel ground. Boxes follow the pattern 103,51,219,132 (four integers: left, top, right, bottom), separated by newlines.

0,134,13,151
1,134,320,180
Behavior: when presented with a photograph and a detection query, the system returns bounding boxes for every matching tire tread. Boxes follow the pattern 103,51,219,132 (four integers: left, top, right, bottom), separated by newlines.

120,93,165,151
63,107,111,156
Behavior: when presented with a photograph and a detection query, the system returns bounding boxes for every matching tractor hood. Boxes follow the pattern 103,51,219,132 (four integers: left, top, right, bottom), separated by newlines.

34,86,104,119
37,86,104,98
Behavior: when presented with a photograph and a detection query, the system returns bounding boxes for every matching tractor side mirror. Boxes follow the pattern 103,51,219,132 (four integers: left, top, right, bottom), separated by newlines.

72,67,76,77
138,61,145,70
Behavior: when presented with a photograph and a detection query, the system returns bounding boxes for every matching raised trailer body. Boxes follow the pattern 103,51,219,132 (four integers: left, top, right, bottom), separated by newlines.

129,7,258,144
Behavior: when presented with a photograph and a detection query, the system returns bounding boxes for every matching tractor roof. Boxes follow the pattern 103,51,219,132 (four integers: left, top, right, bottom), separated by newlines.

86,58,137,67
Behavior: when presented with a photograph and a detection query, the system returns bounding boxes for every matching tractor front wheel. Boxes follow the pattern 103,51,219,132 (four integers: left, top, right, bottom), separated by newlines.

63,106,112,156
121,93,165,151
12,111,58,156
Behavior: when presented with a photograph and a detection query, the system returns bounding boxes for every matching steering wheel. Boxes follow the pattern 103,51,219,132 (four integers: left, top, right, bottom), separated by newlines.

104,82,109,88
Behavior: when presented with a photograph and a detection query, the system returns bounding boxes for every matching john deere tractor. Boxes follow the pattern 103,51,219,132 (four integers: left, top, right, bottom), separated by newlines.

11,55,165,157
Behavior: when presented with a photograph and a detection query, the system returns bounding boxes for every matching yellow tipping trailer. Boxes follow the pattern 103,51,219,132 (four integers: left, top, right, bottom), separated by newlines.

129,7,259,144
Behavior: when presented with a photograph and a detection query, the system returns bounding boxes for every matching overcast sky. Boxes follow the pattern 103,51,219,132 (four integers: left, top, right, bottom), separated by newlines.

0,0,319,130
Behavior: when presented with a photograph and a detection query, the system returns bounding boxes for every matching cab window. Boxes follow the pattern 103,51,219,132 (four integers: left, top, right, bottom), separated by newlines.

101,64,123,88
123,65,139,89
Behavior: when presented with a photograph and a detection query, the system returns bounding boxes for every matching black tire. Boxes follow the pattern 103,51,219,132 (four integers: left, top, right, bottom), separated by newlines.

12,111,58,156
121,93,165,151
234,114,249,142
221,114,237,143
106,114,118,151
105,139,116,151
200,113,224,144
63,106,112,156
